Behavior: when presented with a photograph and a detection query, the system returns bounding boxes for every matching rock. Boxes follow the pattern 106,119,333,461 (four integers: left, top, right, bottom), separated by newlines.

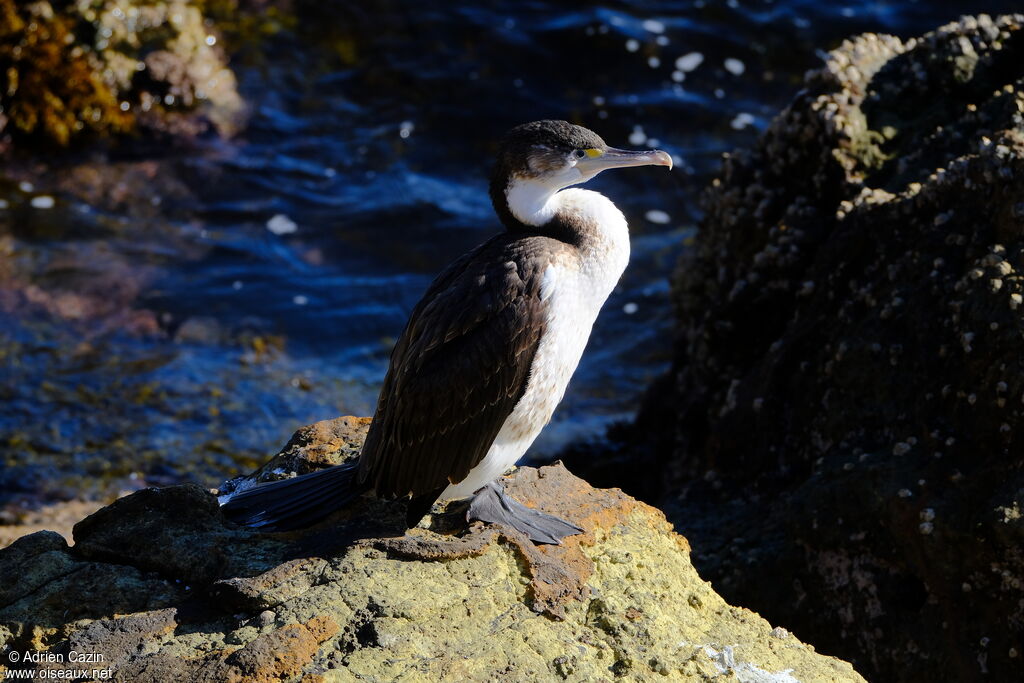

73,484,290,586
0,0,244,148
0,531,73,608
0,419,864,681
644,13,1024,683
218,416,372,498
0,531,185,651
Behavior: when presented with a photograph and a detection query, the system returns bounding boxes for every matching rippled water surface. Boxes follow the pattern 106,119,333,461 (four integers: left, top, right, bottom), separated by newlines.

1,0,1018,508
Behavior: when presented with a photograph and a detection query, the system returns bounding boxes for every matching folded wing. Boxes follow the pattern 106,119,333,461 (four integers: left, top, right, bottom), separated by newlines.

358,234,563,500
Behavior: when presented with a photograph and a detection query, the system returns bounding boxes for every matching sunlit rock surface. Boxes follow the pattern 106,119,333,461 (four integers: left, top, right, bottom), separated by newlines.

0,418,863,681
640,13,1024,683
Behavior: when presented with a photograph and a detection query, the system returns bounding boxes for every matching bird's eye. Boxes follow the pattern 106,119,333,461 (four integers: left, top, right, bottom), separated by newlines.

574,149,586,159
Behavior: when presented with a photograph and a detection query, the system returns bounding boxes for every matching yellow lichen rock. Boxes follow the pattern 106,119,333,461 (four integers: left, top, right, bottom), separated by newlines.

0,419,864,681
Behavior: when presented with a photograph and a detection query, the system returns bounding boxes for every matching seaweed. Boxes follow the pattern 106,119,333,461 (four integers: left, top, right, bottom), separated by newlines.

0,0,133,146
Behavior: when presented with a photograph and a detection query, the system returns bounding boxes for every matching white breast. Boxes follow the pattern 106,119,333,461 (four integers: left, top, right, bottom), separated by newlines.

442,189,629,499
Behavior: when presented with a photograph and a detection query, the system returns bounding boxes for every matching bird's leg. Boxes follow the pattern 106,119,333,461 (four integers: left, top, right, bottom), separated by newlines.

466,480,583,545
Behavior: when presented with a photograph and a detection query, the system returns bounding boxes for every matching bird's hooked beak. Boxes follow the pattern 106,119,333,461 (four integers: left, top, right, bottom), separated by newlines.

576,147,673,176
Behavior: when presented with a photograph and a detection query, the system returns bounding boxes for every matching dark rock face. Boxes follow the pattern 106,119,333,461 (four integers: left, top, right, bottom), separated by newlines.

653,14,1024,683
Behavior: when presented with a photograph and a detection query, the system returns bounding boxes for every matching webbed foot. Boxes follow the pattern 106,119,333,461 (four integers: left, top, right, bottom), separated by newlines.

466,481,583,545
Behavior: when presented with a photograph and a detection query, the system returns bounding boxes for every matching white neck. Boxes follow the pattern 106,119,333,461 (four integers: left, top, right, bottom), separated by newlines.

506,176,629,263
505,174,573,227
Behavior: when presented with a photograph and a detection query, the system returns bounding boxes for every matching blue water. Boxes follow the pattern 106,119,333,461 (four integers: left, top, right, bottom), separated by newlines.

1,0,1018,508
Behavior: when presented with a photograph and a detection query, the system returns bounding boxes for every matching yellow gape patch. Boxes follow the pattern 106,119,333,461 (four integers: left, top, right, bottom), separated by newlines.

585,148,604,158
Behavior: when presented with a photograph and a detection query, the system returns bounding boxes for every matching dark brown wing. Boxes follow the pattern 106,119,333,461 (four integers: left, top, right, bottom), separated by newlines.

358,233,563,499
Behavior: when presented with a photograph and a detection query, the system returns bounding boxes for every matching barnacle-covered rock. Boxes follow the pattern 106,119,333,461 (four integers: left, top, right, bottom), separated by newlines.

650,13,1024,682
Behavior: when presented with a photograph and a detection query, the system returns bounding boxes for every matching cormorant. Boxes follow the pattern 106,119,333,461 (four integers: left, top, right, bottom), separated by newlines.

221,120,672,543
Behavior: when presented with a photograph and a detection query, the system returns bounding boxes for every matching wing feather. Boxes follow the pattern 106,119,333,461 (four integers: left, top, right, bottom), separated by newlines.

358,234,565,499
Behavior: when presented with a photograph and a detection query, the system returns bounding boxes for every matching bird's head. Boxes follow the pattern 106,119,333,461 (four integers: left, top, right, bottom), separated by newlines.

489,120,672,230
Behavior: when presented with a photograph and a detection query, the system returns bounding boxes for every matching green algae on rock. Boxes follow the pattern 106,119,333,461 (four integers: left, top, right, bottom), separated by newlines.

642,13,1024,683
0,0,243,147
0,418,864,681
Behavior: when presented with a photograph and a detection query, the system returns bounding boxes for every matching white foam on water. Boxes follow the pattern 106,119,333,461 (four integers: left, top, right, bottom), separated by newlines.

266,214,298,235
724,58,746,75
675,52,704,72
30,196,55,209
731,112,755,130
645,209,671,224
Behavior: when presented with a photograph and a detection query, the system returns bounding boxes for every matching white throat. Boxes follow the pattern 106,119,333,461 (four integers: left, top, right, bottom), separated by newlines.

505,175,629,252
505,172,583,227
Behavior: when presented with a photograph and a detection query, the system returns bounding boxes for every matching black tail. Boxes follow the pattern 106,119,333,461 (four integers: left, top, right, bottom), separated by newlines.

220,462,366,531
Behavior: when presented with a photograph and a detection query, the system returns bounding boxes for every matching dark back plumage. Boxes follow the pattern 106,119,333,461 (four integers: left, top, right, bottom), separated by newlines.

357,232,575,500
